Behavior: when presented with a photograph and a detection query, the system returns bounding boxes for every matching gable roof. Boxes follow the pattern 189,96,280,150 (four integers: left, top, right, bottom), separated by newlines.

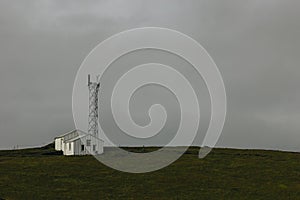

55,129,104,144
54,129,86,139
54,129,76,139
65,133,104,143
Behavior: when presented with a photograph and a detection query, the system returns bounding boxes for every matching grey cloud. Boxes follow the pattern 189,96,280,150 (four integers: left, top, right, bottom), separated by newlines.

0,0,299,151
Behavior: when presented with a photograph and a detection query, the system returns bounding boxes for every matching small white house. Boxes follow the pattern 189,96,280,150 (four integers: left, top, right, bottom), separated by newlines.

55,130,104,156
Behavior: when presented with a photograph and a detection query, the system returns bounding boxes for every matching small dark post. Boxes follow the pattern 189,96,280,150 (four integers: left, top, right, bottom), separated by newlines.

88,74,91,86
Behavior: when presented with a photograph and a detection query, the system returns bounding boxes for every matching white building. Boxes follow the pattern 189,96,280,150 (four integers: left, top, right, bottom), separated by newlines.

55,129,104,156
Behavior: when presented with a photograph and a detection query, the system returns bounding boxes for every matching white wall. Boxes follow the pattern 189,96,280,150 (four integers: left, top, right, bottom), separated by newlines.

73,135,104,156
55,138,62,151
64,142,74,156
95,139,104,155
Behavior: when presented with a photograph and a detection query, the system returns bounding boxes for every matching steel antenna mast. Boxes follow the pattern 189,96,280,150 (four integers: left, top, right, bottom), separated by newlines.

88,74,100,137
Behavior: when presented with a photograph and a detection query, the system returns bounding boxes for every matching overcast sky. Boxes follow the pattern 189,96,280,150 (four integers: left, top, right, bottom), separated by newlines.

0,0,299,151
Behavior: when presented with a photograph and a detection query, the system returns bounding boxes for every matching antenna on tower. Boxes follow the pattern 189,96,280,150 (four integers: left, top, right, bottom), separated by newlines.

88,74,91,86
88,74,100,137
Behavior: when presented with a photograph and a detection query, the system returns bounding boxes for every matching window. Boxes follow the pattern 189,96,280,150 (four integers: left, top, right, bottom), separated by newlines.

93,145,96,151
81,145,84,151
69,143,71,151
87,139,91,146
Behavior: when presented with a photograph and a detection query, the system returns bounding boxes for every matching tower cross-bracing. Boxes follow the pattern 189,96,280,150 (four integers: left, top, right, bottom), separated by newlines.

88,74,100,137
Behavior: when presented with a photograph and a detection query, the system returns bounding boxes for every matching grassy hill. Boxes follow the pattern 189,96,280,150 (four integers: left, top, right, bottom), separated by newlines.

0,145,299,200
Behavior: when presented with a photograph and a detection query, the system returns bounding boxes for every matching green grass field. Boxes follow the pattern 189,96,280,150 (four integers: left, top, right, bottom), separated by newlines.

0,144,299,200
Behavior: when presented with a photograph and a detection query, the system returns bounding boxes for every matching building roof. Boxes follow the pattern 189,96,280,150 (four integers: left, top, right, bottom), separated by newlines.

65,133,104,143
65,135,85,142
54,129,85,139
54,129,76,139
